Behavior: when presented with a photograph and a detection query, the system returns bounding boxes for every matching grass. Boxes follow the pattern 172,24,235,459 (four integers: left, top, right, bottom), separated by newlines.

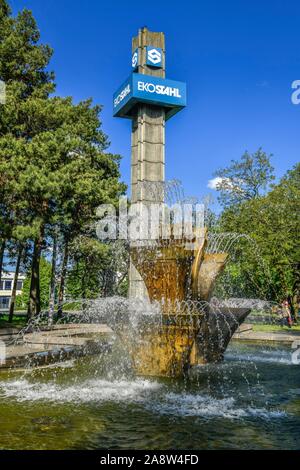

252,323,300,332
0,314,27,329
250,309,276,316
1,311,299,333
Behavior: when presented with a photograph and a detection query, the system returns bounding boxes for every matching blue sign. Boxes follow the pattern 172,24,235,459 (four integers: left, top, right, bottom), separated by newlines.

146,46,162,68
113,75,132,115
113,74,186,120
132,48,139,70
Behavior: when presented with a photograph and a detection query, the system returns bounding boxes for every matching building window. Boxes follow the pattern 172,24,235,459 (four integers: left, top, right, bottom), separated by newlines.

4,280,12,290
0,281,3,290
16,280,23,290
0,297,10,309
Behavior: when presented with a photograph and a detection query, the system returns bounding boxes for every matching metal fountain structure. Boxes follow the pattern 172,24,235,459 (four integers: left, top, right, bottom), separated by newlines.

113,28,250,377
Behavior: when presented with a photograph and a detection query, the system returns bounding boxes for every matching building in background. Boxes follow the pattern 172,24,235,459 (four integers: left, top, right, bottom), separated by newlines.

0,272,25,312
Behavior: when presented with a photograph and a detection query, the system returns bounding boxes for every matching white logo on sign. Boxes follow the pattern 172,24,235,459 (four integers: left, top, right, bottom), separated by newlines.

137,81,181,98
114,84,131,108
147,48,161,65
132,51,138,68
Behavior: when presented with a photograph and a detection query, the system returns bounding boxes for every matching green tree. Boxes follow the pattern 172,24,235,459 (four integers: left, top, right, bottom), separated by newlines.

16,256,51,311
67,237,111,300
66,238,129,300
214,148,275,208
217,163,300,309
0,0,55,317
0,1,126,320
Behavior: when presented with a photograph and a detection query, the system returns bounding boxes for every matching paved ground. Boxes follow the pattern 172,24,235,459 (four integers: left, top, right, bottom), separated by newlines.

233,324,300,344
0,324,114,369
2,322,300,371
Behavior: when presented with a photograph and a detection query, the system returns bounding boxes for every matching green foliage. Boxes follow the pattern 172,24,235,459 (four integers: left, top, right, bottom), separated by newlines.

214,148,275,208
0,1,54,98
215,161,300,302
0,1,126,316
16,257,52,310
15,276,30,309
66,238,129,299
67,237,111,299
0,315,27,328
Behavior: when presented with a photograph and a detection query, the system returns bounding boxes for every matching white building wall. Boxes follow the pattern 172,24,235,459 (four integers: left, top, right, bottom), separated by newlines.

0,272,26,311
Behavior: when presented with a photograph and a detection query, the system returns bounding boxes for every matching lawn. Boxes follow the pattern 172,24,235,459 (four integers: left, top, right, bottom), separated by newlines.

253,323,300,332
0,313,27,329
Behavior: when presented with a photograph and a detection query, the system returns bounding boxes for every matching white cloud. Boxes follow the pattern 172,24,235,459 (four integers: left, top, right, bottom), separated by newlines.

207,177,223,190
207,177,244,192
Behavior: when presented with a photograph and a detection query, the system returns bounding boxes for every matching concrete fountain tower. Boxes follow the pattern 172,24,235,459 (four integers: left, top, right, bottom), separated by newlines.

129,29,166,299
113,27,186,299
113,29,249,377
130,28,166,206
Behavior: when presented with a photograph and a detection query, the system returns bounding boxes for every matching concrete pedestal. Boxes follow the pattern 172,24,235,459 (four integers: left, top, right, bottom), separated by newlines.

129,28,166,298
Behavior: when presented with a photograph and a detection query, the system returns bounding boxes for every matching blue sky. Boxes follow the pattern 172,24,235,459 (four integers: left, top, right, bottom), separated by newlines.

10,0,300,208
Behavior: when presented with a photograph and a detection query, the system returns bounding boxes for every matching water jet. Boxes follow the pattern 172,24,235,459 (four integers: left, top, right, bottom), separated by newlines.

112,28,251,377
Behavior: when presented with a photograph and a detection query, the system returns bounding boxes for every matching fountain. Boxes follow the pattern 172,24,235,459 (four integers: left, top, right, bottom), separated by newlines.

0,30,251,379
127,228,250,377
111,28,250,377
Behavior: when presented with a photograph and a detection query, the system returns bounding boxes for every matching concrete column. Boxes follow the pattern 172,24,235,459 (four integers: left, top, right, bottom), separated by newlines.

131,105,165,204
129,28,166,298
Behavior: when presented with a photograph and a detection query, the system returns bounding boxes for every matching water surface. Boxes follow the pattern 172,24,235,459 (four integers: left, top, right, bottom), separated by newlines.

0,341,299,450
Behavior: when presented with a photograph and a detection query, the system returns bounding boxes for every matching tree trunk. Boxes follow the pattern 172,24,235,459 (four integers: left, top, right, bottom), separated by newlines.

0,239,6,284
8,245,23,323
291,293,298,323
57,241,69,317
48,232,58,324
292,270,300,324
27,228,44,320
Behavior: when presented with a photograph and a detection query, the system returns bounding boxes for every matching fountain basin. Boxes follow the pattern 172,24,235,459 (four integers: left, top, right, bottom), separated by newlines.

128,235,249,377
